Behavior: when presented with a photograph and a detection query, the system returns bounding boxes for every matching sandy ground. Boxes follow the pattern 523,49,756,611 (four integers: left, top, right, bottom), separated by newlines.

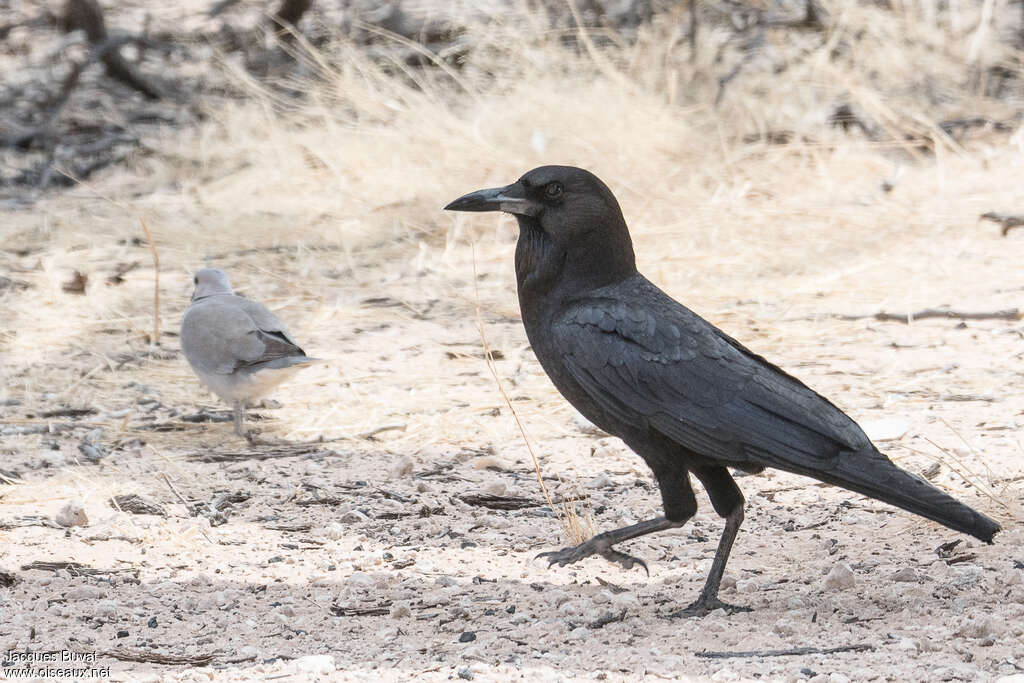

2,2,1024,678
2,146,1024,682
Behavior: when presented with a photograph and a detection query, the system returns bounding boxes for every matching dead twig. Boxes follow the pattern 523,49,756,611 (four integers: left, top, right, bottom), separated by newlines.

696,643,874,659
187,444,337,462
62,0,163,99
837,308,1020,323
459,494,552,510
329,604,391,617
109,494,167,516
589,609,628,629
21,561,129,576
104,649,213,666
980,212,1024,236
356,422,406,440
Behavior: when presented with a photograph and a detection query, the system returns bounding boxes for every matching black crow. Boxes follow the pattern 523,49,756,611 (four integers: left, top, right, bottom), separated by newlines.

445,165,1000,616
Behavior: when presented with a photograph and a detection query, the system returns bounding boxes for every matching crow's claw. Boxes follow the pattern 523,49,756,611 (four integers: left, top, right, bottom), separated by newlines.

667,597,752,619
536,542,649,575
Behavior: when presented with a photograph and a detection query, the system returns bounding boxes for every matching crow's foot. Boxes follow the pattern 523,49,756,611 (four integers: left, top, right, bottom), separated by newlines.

668,596,751,619
536,539,649,575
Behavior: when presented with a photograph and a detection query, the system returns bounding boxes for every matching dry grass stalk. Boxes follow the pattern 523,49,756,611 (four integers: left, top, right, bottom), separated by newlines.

470,245,593,544
138,216,160,345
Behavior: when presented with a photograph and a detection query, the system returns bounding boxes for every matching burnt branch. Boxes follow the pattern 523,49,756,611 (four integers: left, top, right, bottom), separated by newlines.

62,0,163,99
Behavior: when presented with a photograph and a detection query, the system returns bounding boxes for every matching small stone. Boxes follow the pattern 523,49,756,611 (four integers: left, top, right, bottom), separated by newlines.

824,563,856,591
38,449,66,468
897,637,920,654
772,618,795,636
348,572,377,590
735,578,759,594
860,418,908,442
324,522,344,540
567,626,588,640
483,481,507,496
434,576,457,587
239,646,258,659
190,573,212,587
458,631,476,643
472,456,502,470
457,666,474,680
719,574,738,592
891,567,920,583
586,473,612,489
389,603,411,618
340,510,369,524
829,674,851,683
294,655,335,673
389,455,414,478
55,501,89,527
93,600,118,621
147,616,157,628
573,414,602,434
65,586,104,600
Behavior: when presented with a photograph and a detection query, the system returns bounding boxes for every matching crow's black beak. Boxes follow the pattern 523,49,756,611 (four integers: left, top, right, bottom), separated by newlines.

444,183,540,217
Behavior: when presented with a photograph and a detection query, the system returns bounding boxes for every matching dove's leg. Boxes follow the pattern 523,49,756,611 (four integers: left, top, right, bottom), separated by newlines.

670,466,750,618
232,401,245,436
538,468,696,573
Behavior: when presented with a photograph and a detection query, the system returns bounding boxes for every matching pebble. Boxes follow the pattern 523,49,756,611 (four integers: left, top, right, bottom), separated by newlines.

346,571,376,588
891,567,920,583
66,586,104,600
389,603,411,618
55,501,89,527
93,600,119,621
324,522,345,540
294,655,335,674
897,637,920,654
483,481,507,496
573,414,602,434
38,449,66,468
389,455,414,478
340,510,369,524
824,563,856,591
586,473,612,489
735,578,759,594
458,631,476,643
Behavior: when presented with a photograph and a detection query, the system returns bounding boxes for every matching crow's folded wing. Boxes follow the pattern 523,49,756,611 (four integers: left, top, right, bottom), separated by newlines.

552,293,873,470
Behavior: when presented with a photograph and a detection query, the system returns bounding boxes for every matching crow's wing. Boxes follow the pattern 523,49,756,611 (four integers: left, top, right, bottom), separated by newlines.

551,280,872,471
181,295,306,376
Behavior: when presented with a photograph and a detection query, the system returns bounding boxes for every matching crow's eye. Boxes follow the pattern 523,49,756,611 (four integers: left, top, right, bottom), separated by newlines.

545,182,563,200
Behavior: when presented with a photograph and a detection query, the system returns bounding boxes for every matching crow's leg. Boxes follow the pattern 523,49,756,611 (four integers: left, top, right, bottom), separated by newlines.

671,466,750,617
539,469,696,573
232,401,245,436
537,516,683,574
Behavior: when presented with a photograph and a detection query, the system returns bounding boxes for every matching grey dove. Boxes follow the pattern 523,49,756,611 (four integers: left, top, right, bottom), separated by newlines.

180,268,320,435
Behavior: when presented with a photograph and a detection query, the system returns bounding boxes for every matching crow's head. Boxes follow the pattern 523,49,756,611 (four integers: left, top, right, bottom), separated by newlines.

445,166,636,288
444,165,625,240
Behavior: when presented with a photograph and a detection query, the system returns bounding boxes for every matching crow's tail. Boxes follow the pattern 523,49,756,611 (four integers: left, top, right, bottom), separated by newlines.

816,449,1000,542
